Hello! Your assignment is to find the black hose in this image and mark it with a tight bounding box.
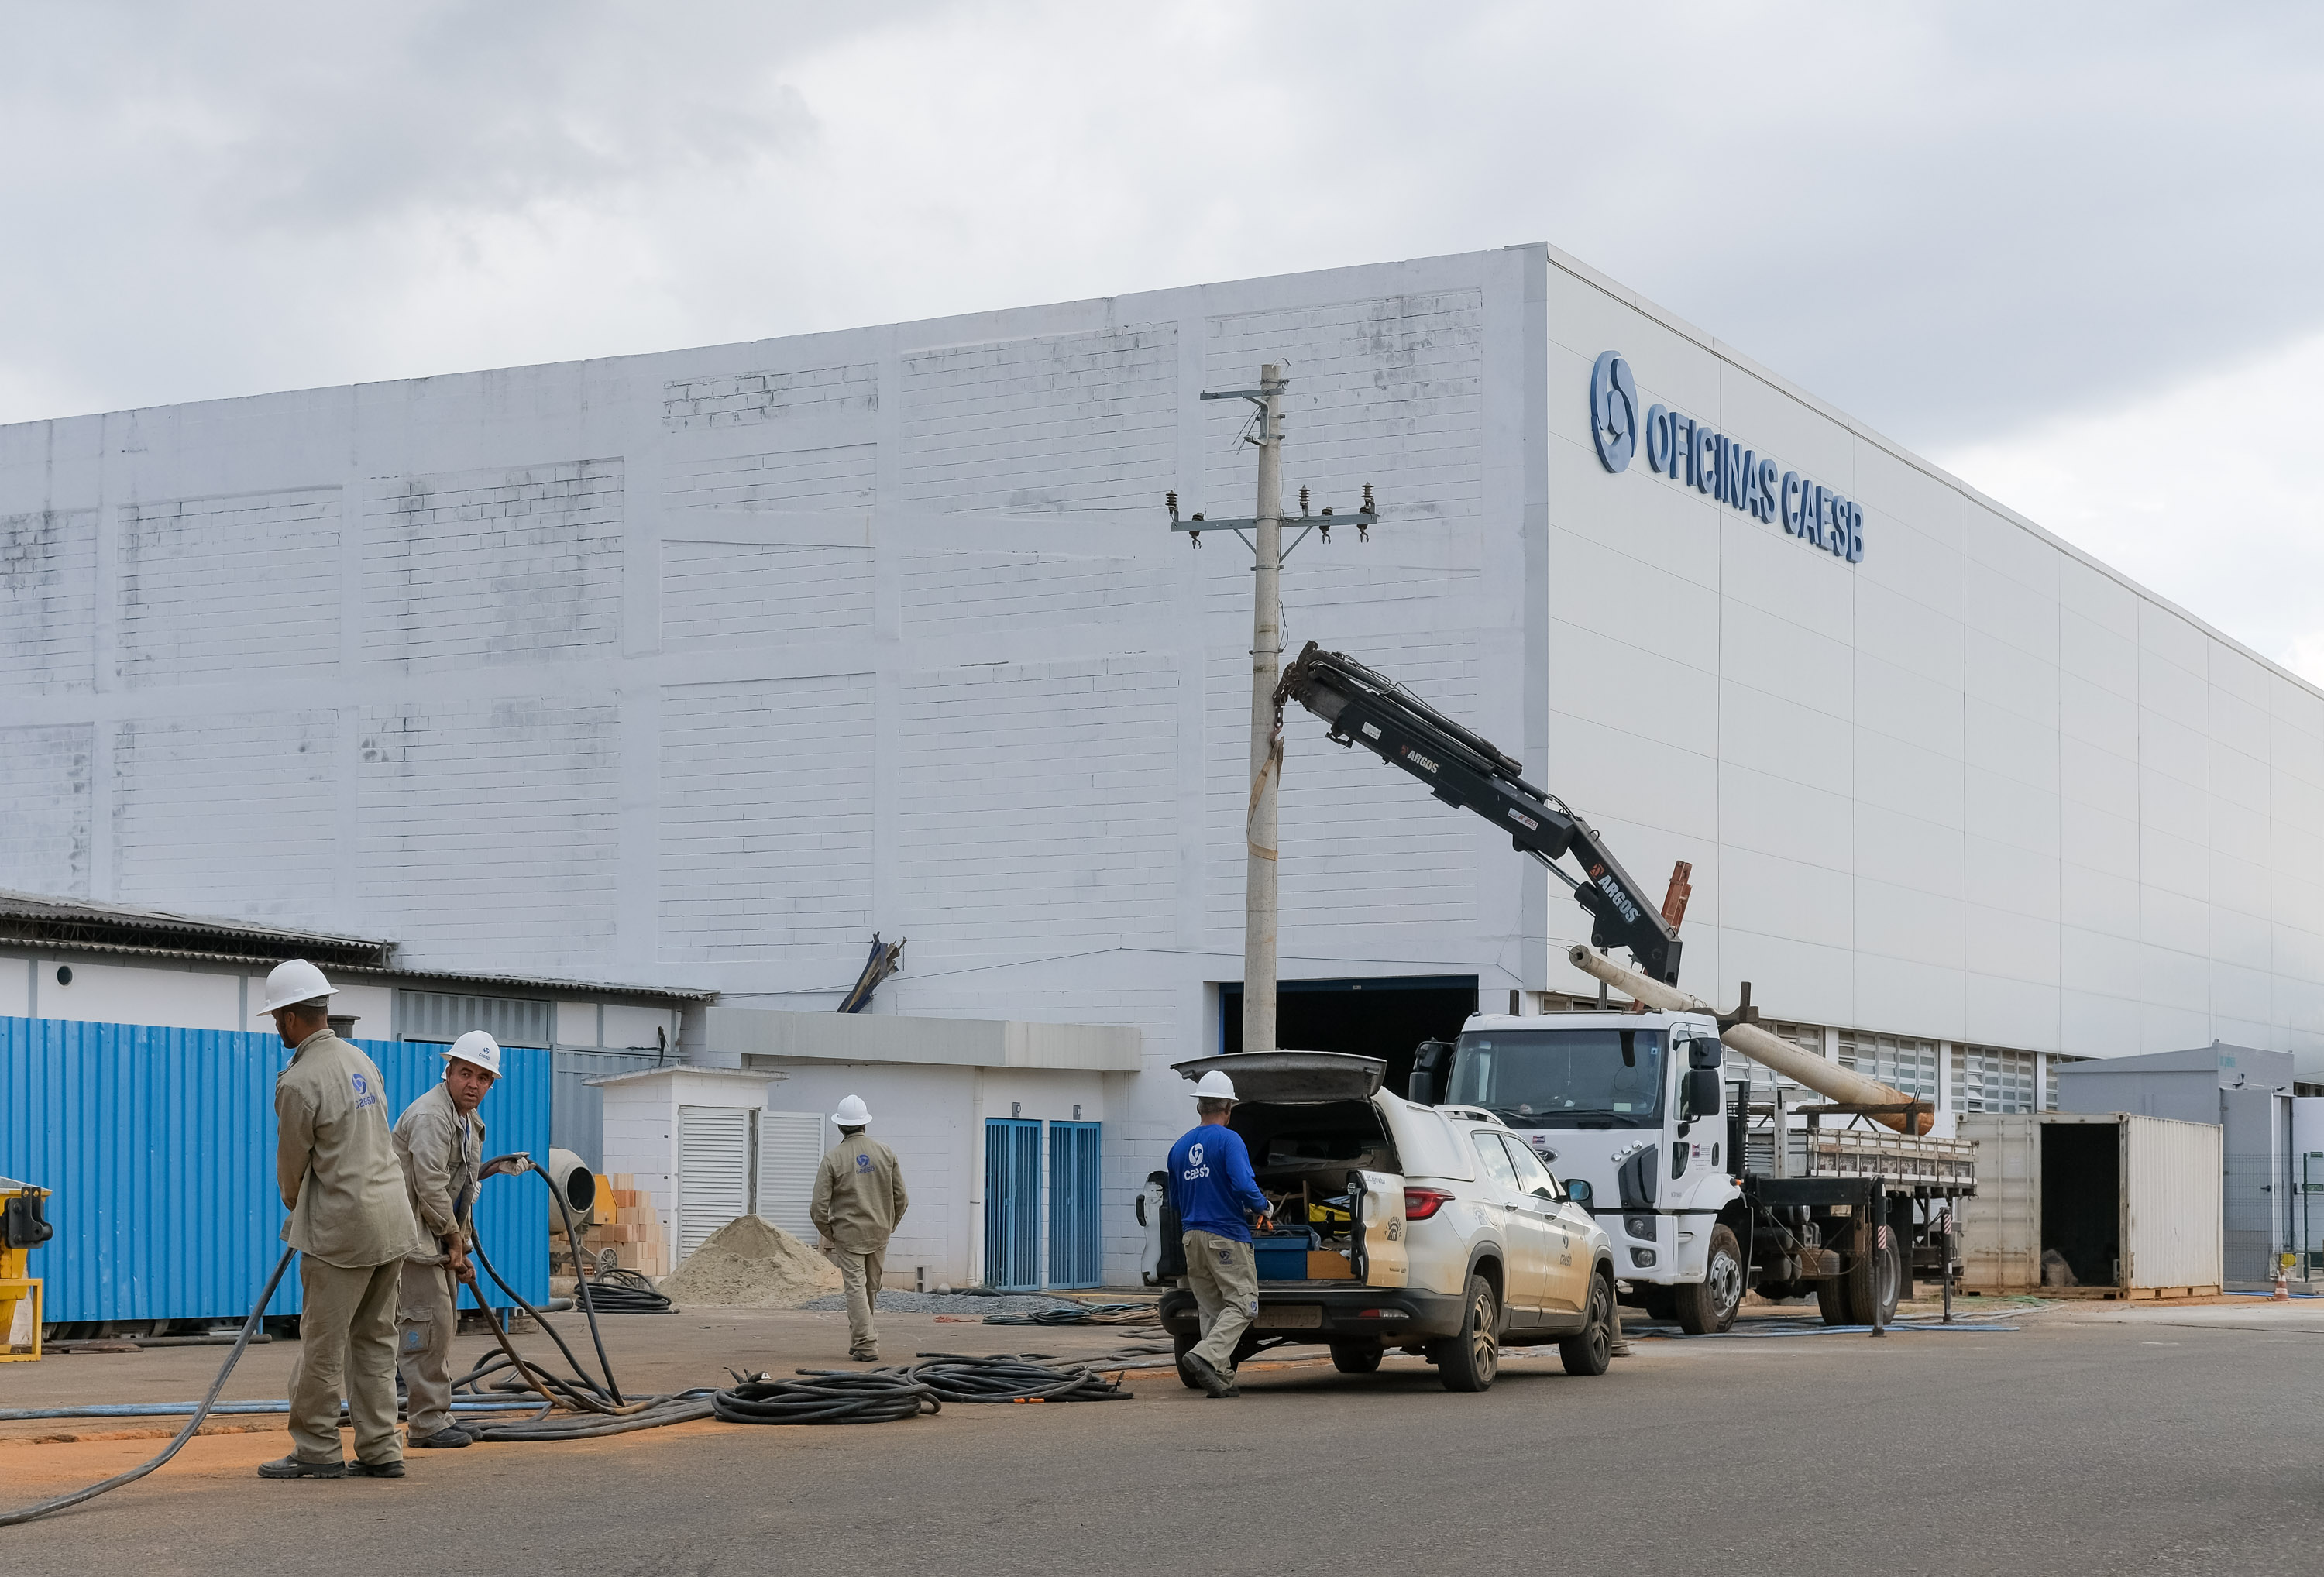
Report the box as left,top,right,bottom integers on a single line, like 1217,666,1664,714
711,1370,939,1425
902,1353,1134,1403
0,1244,296,1528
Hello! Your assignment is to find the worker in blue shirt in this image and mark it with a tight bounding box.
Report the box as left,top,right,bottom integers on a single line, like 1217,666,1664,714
1167,1070,1272,1398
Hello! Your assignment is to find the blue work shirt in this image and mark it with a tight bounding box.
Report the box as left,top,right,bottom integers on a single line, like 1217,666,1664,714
1167,1122,1270,1243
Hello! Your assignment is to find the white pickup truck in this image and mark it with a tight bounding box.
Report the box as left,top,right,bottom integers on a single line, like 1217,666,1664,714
1140,1052,1618,1392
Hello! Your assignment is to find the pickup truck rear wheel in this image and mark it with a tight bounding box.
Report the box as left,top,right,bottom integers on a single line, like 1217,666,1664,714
1435,1275,1501,1393
1673,1225,1744,1335
1559,1271,1615,1376
1329,1342,1383,1374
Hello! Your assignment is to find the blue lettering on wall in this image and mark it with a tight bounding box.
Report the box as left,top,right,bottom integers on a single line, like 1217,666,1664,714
1590,351,1865,565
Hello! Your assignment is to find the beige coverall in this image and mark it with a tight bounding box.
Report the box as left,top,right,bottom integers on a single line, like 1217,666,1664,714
810,1135,908,1357
391,1083,483,1441
274,1030,421,1466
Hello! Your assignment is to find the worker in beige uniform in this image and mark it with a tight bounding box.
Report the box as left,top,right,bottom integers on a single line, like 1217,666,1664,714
259,960,420,1480
391,1030,498,1450
810,1095,907,1362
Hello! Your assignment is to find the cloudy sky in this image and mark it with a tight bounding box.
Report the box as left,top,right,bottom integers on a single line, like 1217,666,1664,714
5,2,2319,675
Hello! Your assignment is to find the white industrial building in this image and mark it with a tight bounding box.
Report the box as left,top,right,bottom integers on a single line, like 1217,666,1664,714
4,242,2320,1289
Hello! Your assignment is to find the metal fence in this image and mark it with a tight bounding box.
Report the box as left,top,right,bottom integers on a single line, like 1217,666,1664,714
0,1015,548,1324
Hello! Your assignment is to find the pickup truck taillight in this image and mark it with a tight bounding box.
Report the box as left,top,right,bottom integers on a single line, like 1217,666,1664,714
1403,1187,1453,1221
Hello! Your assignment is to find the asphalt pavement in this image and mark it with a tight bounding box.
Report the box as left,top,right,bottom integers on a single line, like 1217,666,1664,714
6,1297,2320,1575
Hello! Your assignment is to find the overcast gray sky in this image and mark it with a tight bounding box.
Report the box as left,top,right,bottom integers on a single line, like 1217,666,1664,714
5,2,2319,675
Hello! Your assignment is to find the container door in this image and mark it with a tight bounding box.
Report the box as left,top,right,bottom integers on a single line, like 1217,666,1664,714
983,1118,1043,1291
1047,1121,1102,1290
678,1105,751,1264
1349,1169,1408,1288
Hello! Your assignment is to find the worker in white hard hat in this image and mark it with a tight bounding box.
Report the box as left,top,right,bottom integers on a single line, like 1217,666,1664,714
259,959,421,1479
1167,1070,1272,1398
810,1094,908,1362
390,1031,500,1449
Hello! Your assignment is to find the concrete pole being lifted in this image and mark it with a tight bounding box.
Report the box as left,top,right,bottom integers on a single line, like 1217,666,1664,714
1243,365,1287,1058
1565,944,1932,1134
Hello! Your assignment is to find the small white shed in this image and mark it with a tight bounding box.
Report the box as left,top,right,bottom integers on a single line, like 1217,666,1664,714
589,1065,822,1267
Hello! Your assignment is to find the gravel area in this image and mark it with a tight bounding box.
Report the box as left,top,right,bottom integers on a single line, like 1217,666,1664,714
797,1290,1090,1315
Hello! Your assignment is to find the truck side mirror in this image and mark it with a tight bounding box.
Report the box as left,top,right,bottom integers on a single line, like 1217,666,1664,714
1687,1067,1723,1120
1688,1036,1723,1070
1563,1177,1594,1211
1409,1039,1453,1105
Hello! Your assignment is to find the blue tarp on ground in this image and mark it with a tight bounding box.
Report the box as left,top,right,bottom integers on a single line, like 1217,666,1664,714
0,1016,548,1323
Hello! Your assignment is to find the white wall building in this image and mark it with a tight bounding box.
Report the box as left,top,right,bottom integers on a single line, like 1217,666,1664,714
5,243,2319,1287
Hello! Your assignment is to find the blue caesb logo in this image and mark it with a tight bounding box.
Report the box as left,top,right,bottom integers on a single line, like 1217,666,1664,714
1590,351,1640,473
855,1152,872,1171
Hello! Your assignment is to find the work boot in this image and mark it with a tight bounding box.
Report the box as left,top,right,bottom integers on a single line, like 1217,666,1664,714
1181,1351,1236,1399
412,1427,472,1448
256,1455,345,1479
849,1349,879,1363
346,1458,406,1478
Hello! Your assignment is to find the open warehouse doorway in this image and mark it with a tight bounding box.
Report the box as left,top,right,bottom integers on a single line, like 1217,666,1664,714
1219,975,1477,1096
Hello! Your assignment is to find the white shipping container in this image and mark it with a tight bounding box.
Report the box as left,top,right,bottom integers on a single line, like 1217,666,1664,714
1955,1113,2221,1295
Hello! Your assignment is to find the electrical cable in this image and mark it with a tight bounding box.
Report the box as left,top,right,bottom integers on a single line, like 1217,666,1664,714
901,1352,1134,1403
0,1243,295,1528
567,1268,671,1314
710,1370,939,1425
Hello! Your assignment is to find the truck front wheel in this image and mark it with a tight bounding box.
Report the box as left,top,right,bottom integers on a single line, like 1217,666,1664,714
1435,1275,1501,1392
1673,1225,1744,1335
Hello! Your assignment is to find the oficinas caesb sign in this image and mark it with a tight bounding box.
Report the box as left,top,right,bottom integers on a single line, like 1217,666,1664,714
1589,350,1862,565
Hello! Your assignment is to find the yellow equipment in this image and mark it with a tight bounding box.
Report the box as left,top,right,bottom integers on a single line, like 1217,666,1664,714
2,1176,51,1363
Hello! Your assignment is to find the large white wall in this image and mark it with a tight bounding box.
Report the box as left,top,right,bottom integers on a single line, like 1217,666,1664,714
1538,254,2324,1074
0,247,1546,1283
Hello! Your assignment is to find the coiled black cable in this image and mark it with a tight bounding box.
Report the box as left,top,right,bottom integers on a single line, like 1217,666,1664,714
711,1369,940,1425
904,1353,1134,1403
569,1267,671,1314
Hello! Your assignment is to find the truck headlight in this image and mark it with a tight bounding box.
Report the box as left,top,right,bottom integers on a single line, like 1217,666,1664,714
1631,1248,1658,1269
1622,1214,1655,1240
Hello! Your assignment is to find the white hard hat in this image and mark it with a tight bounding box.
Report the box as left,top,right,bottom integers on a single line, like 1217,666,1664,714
1191,1070,1237,1102
833,1094,872,1127
256,958,336,1016
442,1031,502,1079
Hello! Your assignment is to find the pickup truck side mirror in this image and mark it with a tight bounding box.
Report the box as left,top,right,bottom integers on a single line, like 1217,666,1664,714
1563,1177,1594,1211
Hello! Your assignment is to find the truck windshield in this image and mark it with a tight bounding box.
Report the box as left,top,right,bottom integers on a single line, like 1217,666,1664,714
1446,1028,1666,1129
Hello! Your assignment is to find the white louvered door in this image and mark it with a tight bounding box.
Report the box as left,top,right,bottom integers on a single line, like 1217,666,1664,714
678,1105,752,1263
756,1111,828,1244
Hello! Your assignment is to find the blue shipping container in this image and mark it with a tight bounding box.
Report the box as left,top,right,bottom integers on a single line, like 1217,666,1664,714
0,1016,550,1324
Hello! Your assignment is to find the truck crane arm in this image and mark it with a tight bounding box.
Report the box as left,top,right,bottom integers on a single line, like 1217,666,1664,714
1272,641,1684,984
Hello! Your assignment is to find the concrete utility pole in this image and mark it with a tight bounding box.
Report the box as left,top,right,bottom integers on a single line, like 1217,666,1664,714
1169,369,1377,1059
1243,365,1287,1061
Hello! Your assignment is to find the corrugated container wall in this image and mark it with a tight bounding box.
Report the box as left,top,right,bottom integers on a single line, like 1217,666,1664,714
0,1016,548,1323
1955,1113,2221,1294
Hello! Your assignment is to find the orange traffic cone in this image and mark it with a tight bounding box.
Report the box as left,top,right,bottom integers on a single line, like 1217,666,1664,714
2271,1260,2291,1301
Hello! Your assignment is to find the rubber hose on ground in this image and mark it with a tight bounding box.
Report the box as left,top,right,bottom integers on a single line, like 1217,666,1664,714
711,1370,940,1425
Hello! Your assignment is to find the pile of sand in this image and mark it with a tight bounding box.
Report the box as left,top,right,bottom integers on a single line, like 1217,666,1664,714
659,1215,843,1307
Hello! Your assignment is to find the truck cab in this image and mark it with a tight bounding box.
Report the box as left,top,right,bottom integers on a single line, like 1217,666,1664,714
1418,1011,1749,1333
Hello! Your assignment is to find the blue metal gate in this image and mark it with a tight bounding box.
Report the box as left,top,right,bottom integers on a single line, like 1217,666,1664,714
1047,1121,1102,1290
983,1118,1042,1291
0,1015,549,1324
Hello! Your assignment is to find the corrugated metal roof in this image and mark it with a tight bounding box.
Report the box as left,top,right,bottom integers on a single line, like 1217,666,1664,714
0,888,715,1004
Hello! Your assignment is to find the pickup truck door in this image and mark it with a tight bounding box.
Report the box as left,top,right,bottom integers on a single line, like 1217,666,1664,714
1469,1132,1549,1316
1494,1133,1581,1314
1347,1170,1408,1288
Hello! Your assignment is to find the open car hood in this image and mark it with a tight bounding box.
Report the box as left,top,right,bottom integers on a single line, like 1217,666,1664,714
1172,1051,1386,1105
